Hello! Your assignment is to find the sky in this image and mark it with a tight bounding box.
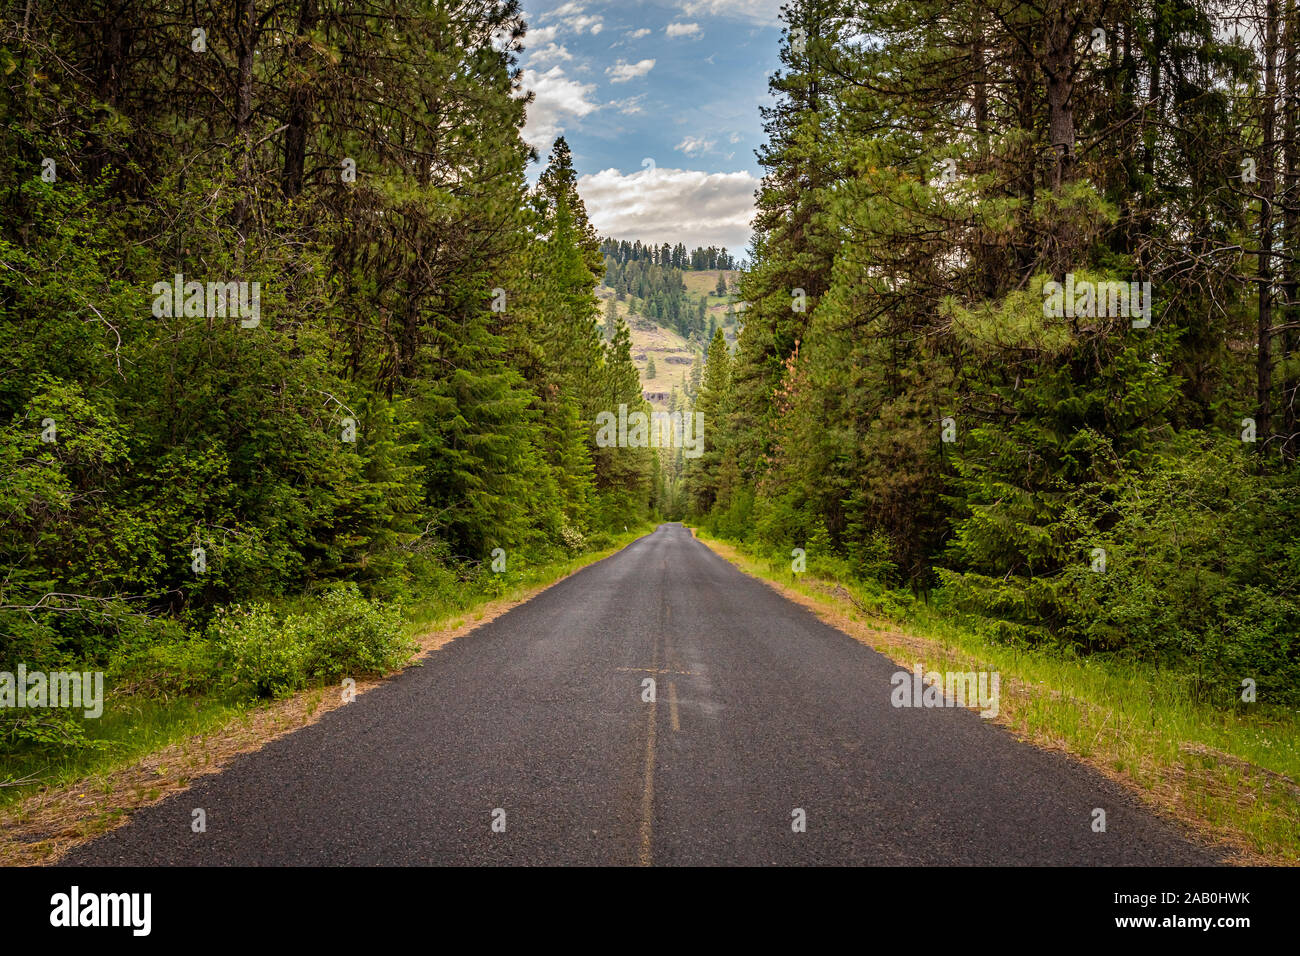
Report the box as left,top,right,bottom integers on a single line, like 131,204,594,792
515,0,787,257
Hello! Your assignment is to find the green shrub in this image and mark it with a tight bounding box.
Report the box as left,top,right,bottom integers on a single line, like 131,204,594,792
214,604,311,699
558,523,586,555
213,585,414,699
305,583,415,681
0,708,102,753
939,432,1300,705
110,636,224,699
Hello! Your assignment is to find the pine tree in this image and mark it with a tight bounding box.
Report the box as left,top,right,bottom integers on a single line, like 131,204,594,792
686,328,732,514
592,316,652,524
604,298,618,342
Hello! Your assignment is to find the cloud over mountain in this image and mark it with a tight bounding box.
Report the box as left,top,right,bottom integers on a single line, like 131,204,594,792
578,165,757,252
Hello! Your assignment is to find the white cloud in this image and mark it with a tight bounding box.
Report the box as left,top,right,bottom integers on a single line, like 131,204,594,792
625,28,651,39
666,22,702,38
568,15,603,34
526,25,559,45
540,2,603,35
606,58,656,83
579,166,756,252
611,94,647,115
676,0,783,25
675,135,715,156
528,42,572,65
519,66,599,149
728,132,742,144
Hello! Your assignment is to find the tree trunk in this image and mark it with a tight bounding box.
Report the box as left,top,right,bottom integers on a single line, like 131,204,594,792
1042,4,1076,188
282,0,318,199
1257,0,1280,448
1282,0,1299,460
232,0,257,239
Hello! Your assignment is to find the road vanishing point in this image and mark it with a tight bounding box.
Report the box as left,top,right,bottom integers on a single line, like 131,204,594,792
64,524,1220,866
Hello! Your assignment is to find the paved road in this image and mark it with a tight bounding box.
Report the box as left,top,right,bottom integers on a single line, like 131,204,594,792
63,524,1221,865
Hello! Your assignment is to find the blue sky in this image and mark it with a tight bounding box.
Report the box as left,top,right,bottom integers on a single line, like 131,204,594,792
514,0,786,255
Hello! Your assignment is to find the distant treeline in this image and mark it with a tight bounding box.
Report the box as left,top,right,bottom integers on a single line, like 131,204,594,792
600,238,738,271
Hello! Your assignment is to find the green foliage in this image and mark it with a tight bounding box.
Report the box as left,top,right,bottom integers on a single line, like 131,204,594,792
0,2,655,771
213,607,312,699
111,634,224,701
690,0,1300,704
297,585,416,683
214,584,414,699
0,708,104,753
1055,435,1300,703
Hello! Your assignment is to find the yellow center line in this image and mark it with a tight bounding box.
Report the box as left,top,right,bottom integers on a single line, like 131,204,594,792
665,615,682,734
638,694,657,866
637,634,660,867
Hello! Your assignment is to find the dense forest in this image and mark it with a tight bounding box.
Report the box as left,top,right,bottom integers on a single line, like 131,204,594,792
603,255,705,338
0,2,651,751
685,0,1300,706
599,238,739,272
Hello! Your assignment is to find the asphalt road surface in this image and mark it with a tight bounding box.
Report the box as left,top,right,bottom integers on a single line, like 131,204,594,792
63,524,1221,866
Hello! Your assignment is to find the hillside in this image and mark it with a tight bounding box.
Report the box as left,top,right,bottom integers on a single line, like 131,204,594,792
596,267,743,411
684,270,743,344
596,287,696,410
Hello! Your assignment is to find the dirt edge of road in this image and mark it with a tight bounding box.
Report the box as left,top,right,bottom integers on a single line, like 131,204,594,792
0,540,644,867
691,530,1280,867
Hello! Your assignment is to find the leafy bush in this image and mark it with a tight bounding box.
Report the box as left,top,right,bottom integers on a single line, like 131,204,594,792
0,708,103,753
214,605,311,699
214,585,414,699
110,636,224,700
941,432,1300,704
558,523,586,555
305,584,415,681
1053,435,1300,704
707,487,756,542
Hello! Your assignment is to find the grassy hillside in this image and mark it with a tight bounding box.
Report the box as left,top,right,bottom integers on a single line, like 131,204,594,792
596,287,699,411
596,269,743,411
683,269,743,335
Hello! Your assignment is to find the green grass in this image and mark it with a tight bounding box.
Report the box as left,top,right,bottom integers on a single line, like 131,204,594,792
681,269,732,296
0,692,251,813
694,528,1300,863
0,524,654,814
